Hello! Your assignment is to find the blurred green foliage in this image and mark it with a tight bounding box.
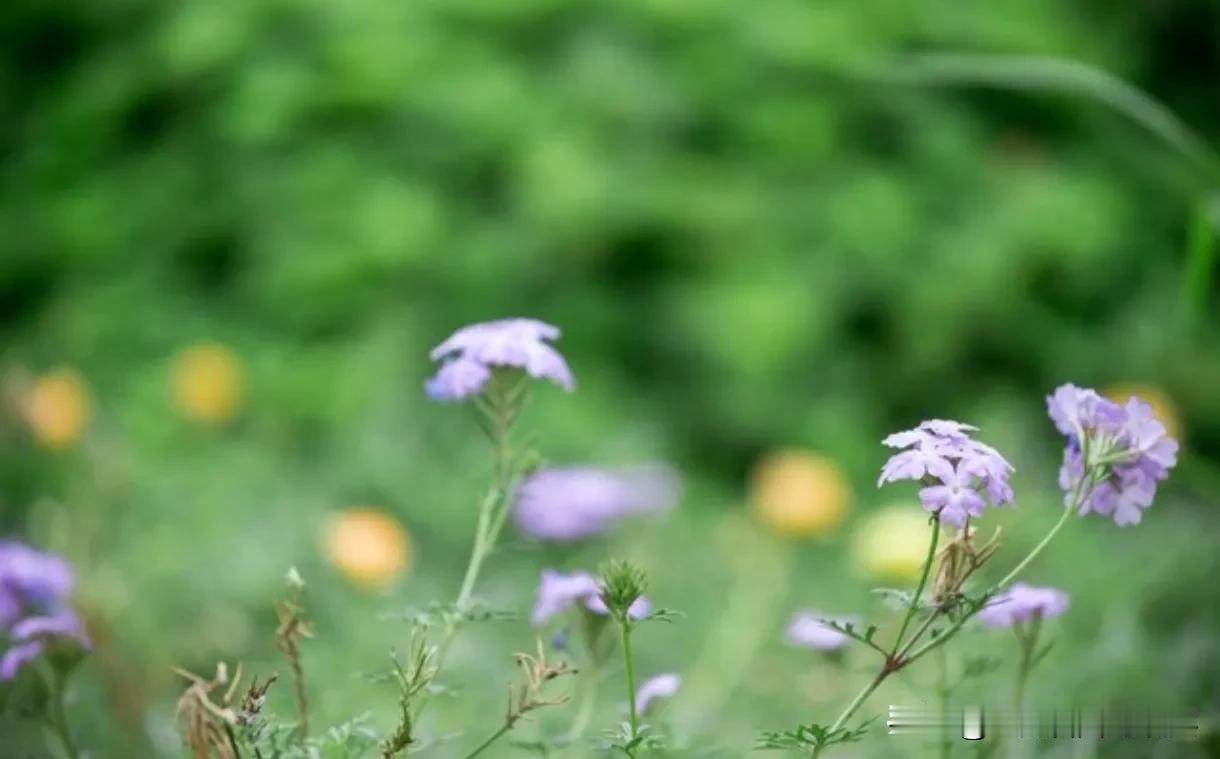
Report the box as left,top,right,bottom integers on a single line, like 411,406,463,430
2,0,1220,756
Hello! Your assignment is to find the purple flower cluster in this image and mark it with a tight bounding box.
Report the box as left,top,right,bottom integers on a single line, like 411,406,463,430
878,420,1014,527
1,541,89,680
784,612,856,652
513,465,682,542
1048,384,1178,526
530,569,651,626
426,318,575,401
636,672,681,714
979,583,1070,629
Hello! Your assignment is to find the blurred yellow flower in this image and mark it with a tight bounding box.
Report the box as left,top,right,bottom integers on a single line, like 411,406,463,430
851,506,937,582
750,450,851,538
1104,383,1181,441
171,343,244,424
323,508,412,589
24,369,91,449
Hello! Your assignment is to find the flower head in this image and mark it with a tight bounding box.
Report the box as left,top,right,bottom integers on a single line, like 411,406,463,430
530,569,651,626
531,570,600,626
878,420,1013,527
513,465,682,542
0,541,89,681
426,318,574,401
978,583,1069,628
1048,384,1178,526
636,673,681,714
784,612,855,652
0,541,75,624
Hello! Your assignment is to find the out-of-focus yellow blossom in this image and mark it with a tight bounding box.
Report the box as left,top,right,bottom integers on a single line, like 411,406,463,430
750,450,851,538
323,508,412,589
851,506,937,582
171,342,244,424
1104,383,1182,441
24,369,91,449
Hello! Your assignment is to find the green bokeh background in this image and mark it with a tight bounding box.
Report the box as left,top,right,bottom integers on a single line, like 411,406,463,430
2,0,1220,756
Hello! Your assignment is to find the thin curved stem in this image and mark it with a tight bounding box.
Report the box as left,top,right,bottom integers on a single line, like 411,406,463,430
822,484,1088,738
883,53,1220,179
823,669,887,738
890,518,941,657
463,723,512,759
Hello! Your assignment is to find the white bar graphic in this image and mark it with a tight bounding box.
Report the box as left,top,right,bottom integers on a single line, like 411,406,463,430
963,705,984,740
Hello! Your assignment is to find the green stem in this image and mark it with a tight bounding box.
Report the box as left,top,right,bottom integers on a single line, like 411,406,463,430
822,669,886,741
823,486,1088,740
416,381,521,727
994,504,1074,591
455,403,513,610
621,622,640,746
904,503,1075,669
891,518,941,657
463,722,513,759
50,680,80,759
38,663,79,759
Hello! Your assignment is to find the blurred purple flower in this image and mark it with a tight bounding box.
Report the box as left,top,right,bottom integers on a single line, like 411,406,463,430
11,612,90,647
0,540,88,681
584,593,652,620
426,318,574,401
513,465,682,542
531,570,600,626
0,541,75,622
0,641,43,681
878,420,1014,527
979,583,1070,628
636,673,681,714
424,358,490,402
530,569,651,626
1048,384,1178,526
785,612,855,652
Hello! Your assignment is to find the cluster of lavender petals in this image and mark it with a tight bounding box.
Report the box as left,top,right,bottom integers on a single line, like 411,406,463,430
979,583,1070,629
784,611,856,652
0,541,90,680
878,420,1015,527
1048,384,1178,526
531,569,651,626
426,318,575,401
635,672,681,714
513,465,682,542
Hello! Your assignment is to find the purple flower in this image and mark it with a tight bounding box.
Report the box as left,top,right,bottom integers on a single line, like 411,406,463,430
424,358,491,402
530,569,651,626
513,465,682,542
636,673,681,714
585,593,652,620
11,612,90,648
531,570,600,626
0,641,43,681
785,612,855,652
1048,384,1178,526
979,583,1069,628
0,541,75,623
426,318,574,401
879,420,1014,527
0,610,92,680
0,541,87,681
